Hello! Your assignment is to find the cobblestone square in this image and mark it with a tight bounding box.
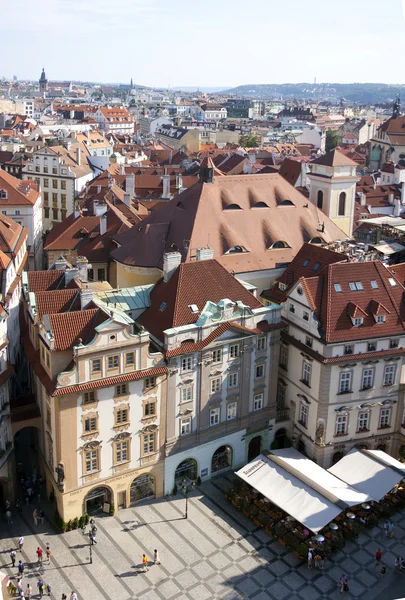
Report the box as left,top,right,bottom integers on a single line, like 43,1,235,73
0,473,404,599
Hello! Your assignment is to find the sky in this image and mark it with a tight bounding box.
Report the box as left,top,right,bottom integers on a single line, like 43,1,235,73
1,0,405,88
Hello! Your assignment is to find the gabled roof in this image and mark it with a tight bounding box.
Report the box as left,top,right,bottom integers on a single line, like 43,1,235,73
138,259,262,342
27,270,79,292
112,173,346,275
35,289,81,320
0,169,40,206
279,158,302,186
45,308,109,351
311,149,358,168
0,212,27,254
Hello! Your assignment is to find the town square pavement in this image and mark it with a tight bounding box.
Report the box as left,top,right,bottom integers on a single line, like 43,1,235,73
0,473,404,599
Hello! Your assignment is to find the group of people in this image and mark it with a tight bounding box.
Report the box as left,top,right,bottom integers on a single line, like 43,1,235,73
142,550,160,571
307,549,324,570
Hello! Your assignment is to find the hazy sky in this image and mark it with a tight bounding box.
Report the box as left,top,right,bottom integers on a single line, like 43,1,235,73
1,0,405,88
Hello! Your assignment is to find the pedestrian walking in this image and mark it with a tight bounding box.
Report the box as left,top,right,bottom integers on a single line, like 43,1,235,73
6,509,12,524
46,545,52,564
380,562,387,579
26,583,32,599
307,548,313,569
395,557,401,572
383,520,389,537
36,547,43,564
339,574,347,593
142,554,149,572
17,578,23,593
388,521,395,538
18,536,24,552
16,498,22,513
70,592,78,600
5,499,10,510
33,509,38,526
376,548,382,564
62,595,67,600
39,509,45,525
37,579,45,598
17,560,25,576
153,549,160,565
46,583,51,596
314,554,322,569
90,533,97,545
10,548,16,567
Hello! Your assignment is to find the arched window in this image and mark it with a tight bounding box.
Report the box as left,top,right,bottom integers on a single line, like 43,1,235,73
226,245,247,254
271,241,289,249
252,202,268,208
338,192,346,216
331,451,344,466
317,190,323,210
224,203,242,210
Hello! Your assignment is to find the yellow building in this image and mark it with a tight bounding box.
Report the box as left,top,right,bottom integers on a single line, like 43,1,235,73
307,149,360,238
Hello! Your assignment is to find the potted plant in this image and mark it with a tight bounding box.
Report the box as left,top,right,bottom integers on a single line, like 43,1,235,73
109,503,115,516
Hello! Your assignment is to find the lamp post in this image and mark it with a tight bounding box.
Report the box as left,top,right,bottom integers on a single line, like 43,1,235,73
83,518,97,564
181,479,195,519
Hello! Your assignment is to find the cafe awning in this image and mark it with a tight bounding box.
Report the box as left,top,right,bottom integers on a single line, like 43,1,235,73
236,448,370,533
328,448,405,501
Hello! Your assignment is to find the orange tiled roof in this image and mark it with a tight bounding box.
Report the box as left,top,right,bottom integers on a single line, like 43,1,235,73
47,308,108,351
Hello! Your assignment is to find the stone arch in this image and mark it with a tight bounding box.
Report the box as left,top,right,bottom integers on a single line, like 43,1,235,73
211,445,233,474
84,484,114,516
129,473,155,505
174,458,198,486
331,451,344,466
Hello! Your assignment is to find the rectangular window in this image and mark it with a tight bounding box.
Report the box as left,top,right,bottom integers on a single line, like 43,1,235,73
376,314,386,324
84,417,97,432
181,356,192,372
380,408,391,428
61,180,66,190
255,364,264,378
334,283,342,293
52,208,58,220
227,402,237,420
116,408,128,424
44,208,49,219
258,337,266,350
339,372,352,393
61,194,66,208
43,178,49,187
228,372,239,388
108,355,119,369
181,386,193,402
280,345,288,369
390,339,399,349
211,377,221,394
358,411,369,432
299,403,308,427
115,383,128,396
43,166,48,173
43,191,49,205
371,280,379,289
362,369,374,390
302,361,311,386
115,440,128,463
143,433,155,454
144,401,155,416
383,365,396,386
335,414,347,435
344,344,354,355
277,382,286,409
180,418,191,436
85,450,98,473
367,342,377,352
229,344,239,358
52,193,58,206
83,391,96,404
253,393,263,411
145,376,156,389
289,303,295,313
210,407,220,426
305,336,313,348
52,179,58,189
125,352,135,365
97,268,105,280
212,348,222,363
52,168,57,174
303,311,309,321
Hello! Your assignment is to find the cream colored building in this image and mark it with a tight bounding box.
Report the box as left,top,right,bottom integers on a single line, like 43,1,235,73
22,276,167,521
308,149,359,238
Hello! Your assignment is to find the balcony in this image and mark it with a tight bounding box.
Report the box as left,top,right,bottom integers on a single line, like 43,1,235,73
276,408,290,422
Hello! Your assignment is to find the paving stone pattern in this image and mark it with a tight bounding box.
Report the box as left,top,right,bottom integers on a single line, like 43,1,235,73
0,473,404,599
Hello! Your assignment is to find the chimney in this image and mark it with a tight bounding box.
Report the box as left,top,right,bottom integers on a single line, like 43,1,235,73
123,193,131,207
388,193,395,205
80,286,94,310
74,205,81,219
196,247,214,261
168,149,173,164
76,147,81,165
75,256,89,282
162,174,171,199
176,173,183,190
163,251,182,282
54,257,67,271
99,213,107,235
125,173,135,196
249,152,256,164
199,166,214,184
394,198,401,217
97,185,101,194
120,164,125,175
93,200,107,216
65,267,79,286
359,192,366,206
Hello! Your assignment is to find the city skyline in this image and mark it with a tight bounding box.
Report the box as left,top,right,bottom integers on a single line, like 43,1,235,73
1,0,405,88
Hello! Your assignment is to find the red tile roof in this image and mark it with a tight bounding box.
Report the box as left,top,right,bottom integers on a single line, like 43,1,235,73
47,308,109,351
27,270,79,292
138,259,263,342
35,289,81,320
311,149,358,167
0,169,40,206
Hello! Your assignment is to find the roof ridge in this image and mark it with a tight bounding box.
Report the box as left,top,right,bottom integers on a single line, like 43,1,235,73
374,261,405,330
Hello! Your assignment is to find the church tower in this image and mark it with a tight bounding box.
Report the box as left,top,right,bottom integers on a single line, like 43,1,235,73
307,149,360,238
39,68,48,92
393,95,401,119
130,77,134,90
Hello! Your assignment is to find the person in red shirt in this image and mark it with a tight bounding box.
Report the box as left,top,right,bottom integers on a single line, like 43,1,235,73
36,547,43,564
376,548,382,564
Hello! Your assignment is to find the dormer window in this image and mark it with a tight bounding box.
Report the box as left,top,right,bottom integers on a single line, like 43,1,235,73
353,317,363,326
376,314,386,324
334,283,342,293
279,282,287,291
388,277,397,287
226,245,247,254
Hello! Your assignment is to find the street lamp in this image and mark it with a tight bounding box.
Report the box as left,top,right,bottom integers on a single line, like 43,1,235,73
82,518,97,564
181,479,195,519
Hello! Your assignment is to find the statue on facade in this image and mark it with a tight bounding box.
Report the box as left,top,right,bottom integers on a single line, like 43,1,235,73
55,464,65,484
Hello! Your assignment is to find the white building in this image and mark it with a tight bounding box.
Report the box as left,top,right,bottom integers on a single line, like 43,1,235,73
93,107,135,135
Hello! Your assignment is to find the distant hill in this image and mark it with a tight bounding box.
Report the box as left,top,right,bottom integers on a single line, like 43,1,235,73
220,82,405,103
